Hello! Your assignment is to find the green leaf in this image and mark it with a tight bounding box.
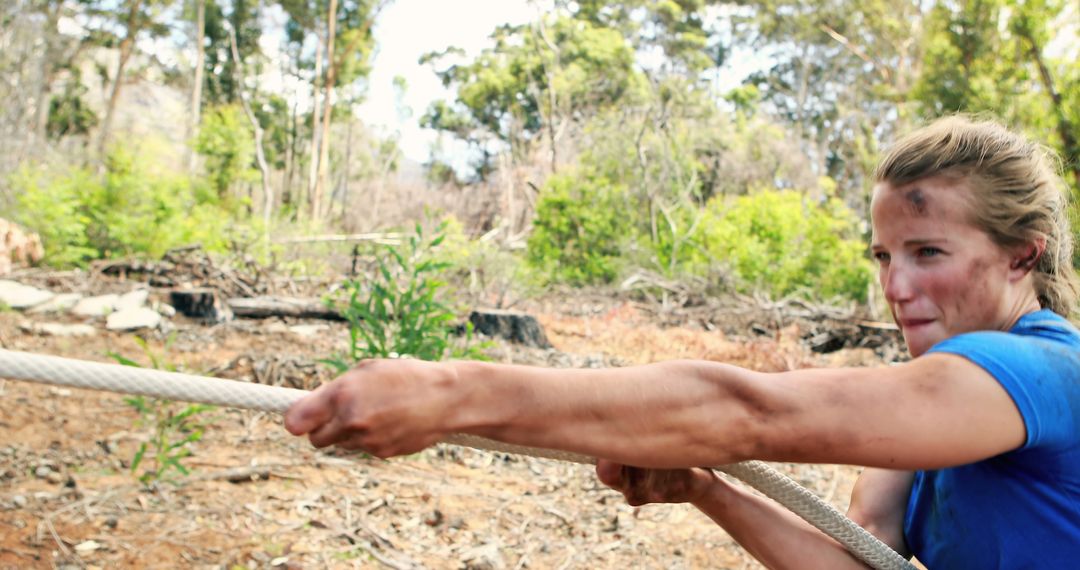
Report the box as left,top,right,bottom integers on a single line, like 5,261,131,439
131,443,147,473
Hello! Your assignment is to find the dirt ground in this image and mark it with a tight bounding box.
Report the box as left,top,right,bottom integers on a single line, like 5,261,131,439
0,286,892,569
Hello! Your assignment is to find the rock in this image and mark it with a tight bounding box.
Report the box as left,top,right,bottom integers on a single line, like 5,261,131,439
264,321,290,334
46,471,63,485
72,294,120,318
34,465,53,479
74,540,102,553
21,322,97,337
289,324,329,338
460,543,505,570
106,307,162,331
27,292,83,313
152,301,176,317
0,218,44,275
0,280,54,309
468,309,552,348
11,494,27,508
169,289,233,324
116,289,149,311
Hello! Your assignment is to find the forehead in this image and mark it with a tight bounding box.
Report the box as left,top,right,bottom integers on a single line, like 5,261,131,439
870,176,974,222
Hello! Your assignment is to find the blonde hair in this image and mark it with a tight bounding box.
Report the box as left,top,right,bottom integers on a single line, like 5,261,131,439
874,116,1079,317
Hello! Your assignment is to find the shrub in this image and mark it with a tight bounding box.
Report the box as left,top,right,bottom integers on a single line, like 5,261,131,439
9,166,96,266
324,223,487,369
697,190,873,302
195,104,258,201
10,142,245,266
526,172,628,285
432,215,537,307
110,336,214,486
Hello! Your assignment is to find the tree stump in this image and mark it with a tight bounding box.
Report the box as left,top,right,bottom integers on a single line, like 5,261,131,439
169,289,233,324
468,309,552,349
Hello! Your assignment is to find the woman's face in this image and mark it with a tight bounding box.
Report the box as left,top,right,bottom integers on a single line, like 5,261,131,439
870,176,1037,356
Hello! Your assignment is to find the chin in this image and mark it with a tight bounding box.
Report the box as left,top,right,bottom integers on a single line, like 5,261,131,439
903,335,936,358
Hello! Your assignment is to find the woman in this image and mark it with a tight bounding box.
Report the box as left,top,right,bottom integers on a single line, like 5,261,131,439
285,117,1080,567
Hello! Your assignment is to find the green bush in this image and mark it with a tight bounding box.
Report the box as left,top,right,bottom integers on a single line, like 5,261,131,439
110,336,214,486
324,223,487,369
195,104,258,201
9,166,96,267
526,172,628,285
10,143,246,266
697,190,873,302
432,215,537,306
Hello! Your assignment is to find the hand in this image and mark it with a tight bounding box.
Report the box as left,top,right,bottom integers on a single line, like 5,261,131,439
283,358,464,458
596,459,718,506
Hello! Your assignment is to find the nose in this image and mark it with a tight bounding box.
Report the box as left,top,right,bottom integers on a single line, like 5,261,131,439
882,262,916,304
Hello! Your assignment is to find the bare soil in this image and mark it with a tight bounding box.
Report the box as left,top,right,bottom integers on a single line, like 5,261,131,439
0,289,891,570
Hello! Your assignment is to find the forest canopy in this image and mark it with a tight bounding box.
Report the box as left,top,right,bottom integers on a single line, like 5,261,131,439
1,0,1077,304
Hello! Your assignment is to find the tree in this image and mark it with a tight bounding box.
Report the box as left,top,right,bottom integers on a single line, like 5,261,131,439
280,0,383,221
730,0,926,207
201,0,261,106
421,14,646,179
89,0,176,155
913,0,1077,189
186,0,206,173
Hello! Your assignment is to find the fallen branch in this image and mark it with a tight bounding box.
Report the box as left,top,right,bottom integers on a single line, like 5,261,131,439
226,296,344,321
192,465,274,483
274,232,405,245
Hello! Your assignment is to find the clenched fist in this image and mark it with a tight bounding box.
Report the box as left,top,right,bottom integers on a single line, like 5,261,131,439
284,358,467,458
596,459,718,506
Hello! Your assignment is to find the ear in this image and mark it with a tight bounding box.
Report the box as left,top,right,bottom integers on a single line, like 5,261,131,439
1008,237,1046,280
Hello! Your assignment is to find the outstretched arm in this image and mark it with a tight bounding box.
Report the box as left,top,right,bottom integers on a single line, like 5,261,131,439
596,463,914,570
284,353,1024,470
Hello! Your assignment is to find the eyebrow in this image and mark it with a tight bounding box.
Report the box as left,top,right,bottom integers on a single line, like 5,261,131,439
870,238,950,249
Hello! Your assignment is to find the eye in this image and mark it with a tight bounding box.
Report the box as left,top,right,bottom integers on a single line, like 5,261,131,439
872,251,890,264
917,246,943,258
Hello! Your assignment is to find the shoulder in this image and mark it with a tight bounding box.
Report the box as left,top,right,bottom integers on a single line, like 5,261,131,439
928,310,1080,380
926,309,1080,451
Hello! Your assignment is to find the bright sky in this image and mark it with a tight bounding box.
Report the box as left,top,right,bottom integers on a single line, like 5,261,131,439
356,0,540,163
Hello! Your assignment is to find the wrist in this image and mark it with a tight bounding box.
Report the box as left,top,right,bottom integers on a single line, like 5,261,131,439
443,360,516,437
688,468,727,506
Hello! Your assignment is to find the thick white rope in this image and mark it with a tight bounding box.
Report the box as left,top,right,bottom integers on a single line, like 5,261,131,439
0,348,914,570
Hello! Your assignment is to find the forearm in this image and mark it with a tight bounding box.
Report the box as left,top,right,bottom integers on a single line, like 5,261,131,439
449,359,771,468
693,475,870,570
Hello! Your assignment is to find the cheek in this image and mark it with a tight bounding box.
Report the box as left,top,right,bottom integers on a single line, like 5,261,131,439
935,258,998,313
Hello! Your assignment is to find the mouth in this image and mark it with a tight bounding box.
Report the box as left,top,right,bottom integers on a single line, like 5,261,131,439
898,318,935,330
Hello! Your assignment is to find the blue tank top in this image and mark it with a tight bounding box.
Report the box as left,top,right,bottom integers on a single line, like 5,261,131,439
905,309,1080,568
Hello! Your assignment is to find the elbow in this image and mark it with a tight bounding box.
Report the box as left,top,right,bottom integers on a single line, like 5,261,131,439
688,363,797,463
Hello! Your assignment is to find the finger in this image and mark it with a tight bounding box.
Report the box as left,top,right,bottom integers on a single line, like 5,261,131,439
337,431,372,453
284,382,337,436
308,415,350,448
595,460,625,488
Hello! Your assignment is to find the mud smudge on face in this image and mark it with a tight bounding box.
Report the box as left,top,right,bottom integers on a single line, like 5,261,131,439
905,188,929,216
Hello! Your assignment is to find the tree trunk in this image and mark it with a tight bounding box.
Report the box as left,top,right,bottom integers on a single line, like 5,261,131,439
340,116,354,222
1019,31,1080,188
34,3,62,142
313,0,339,221
186,0,205,174
282,96,297,214
227,23,273,243
305,27,325,221
533,18,560,174
97,0,144,156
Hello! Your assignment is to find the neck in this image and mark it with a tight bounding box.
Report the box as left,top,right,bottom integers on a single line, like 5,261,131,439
1002,284,1043,330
